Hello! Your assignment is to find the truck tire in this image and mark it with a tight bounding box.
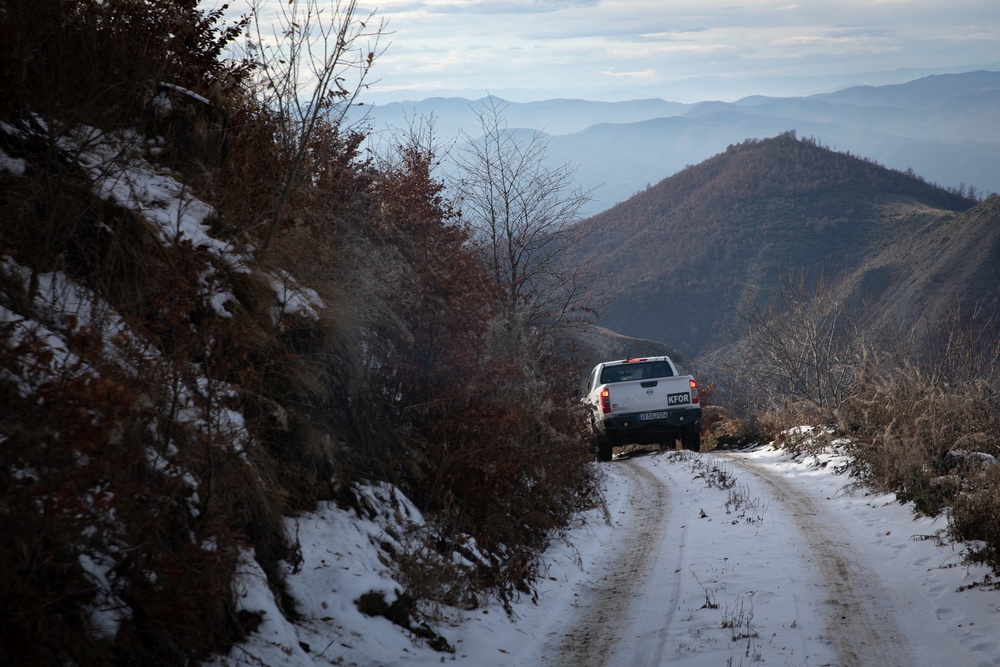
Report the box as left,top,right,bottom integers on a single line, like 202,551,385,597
596,437,613,462
681,427,701,452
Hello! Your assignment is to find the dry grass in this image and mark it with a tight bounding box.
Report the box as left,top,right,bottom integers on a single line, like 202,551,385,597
949,463,1000,573
837,362,998,511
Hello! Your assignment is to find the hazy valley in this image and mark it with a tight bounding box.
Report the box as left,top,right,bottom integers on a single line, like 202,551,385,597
358,70,1000,218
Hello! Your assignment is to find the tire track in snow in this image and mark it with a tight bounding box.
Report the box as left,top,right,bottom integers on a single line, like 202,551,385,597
554,457,676,667
720,452,914,667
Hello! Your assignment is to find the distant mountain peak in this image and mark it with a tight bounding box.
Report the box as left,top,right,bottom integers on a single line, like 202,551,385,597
566,132,985,358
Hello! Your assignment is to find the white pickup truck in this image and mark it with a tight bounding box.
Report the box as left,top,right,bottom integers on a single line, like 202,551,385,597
582,356,702,460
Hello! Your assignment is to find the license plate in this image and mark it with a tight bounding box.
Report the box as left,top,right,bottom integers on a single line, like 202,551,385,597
639,411,670,420
667,392,690,405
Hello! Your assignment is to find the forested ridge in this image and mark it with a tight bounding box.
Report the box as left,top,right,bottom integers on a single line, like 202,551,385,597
570,131,989,357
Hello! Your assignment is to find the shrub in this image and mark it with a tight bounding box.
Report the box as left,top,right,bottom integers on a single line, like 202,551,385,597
836,309,1000,519
949,463,1000,573
1,2,606,660
1,0,249,128
404,339,599,610
0,308,253,665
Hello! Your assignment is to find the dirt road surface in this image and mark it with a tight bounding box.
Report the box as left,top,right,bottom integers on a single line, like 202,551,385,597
556,460,681,667
546,449,948,667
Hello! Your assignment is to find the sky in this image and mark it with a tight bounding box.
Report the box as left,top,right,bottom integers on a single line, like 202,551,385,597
206,441,1000,666
215,0,1000,104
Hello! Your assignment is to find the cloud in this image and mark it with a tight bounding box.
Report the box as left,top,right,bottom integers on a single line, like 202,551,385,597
599,68,658,80
771,34,860,47
226,0,1000,103
391,0,599,15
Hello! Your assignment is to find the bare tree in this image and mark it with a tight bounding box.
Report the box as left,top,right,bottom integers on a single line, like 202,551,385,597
730,271,884,419
244,0,387,250
451,97,596,328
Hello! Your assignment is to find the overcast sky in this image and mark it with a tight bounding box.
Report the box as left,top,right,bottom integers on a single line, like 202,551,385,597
218,1,1000,103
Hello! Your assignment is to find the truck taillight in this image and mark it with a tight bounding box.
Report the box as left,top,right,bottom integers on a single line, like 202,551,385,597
690,378,699,404
600,388,611,413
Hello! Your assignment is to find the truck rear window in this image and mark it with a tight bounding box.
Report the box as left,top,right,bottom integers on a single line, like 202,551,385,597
600,361,673,384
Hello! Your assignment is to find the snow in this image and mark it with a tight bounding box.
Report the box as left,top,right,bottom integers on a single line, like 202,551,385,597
268,269,326,324
209,441,1000,667
0,146,26,175
83,133,225,255
38,120,251,273
78,551,132,641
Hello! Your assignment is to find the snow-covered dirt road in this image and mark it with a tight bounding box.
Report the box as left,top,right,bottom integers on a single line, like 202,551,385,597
555,460,679,667
210,444,1000,667
720,451,910,667
542,448,999,667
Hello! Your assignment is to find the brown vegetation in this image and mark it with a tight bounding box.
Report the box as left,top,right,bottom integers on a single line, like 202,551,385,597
0,2,598,664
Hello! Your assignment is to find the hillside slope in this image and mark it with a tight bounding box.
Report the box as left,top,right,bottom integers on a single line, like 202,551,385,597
869,195,1000,326
0,4,599,663
567,132,990,358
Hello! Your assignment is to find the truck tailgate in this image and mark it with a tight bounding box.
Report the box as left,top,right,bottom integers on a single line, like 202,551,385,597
608,379,692,413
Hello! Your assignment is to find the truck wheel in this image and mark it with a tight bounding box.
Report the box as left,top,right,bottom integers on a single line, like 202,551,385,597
681,428,701,452
596,437,613,462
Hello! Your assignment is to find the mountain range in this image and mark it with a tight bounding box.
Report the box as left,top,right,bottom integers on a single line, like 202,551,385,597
356,71,1000,217
563,132,1000,360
